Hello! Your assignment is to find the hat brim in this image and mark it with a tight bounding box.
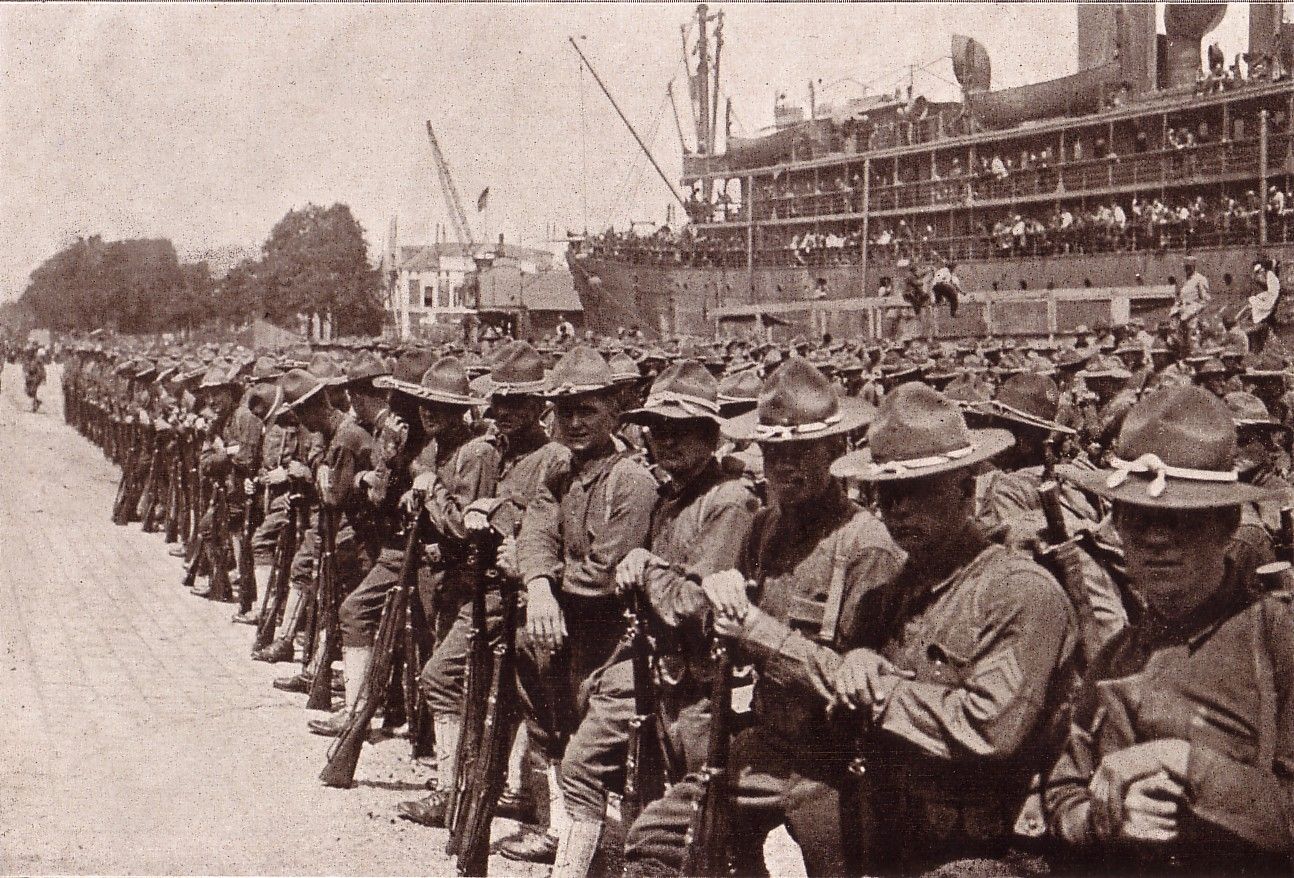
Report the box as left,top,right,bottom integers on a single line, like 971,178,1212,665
1062,463,1288,509
487,377,549,397
830,428,1014,482
376,375,483,407
544,381,617,400
972,400,1076,435
623,400,723,425
721,398,876,444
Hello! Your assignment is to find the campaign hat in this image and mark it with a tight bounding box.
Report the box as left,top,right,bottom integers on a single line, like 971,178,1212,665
623,360,723,425
722,357,875,444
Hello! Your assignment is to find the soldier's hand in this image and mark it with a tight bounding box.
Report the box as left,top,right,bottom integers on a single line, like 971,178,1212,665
525,578,566,651
244,478,255,497
1118,773,1183,844
615,547,657,592
287,460,311,482
316,464,332,496
832,648,914,712
412,471,439,494
496,535,519,579
701,569,750,621
1089,739,1188,839
265,466,289,486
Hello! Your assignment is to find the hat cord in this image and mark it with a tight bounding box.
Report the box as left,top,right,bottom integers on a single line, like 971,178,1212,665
1106,453,1239,499
867,444,975,477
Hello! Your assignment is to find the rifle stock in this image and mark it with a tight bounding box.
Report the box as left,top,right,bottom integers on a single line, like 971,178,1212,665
306,506,340,711
453,529,520,877
446,527,503,853
321,495,425,788
680,637,735,878
207,483,235,603
237,482,260,614
252,495,301,652
621,587,671,829
1037,481,1105,665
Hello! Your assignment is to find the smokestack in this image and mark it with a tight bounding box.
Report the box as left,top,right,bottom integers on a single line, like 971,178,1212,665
1251,2,1283,59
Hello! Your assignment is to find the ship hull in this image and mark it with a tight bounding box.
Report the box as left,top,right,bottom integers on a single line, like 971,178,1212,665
570,242,1294,340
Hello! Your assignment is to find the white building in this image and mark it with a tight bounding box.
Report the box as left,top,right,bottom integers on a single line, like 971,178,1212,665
387,242,556,339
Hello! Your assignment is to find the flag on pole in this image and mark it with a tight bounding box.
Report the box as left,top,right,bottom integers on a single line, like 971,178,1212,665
476,187,490,212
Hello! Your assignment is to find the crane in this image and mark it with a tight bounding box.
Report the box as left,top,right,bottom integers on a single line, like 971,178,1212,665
425,121,475,258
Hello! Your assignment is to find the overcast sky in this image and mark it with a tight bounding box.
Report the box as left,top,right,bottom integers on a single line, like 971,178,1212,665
0,2,1250,301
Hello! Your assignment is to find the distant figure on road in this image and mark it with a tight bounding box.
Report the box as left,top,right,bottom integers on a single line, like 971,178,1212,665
23,346,45,412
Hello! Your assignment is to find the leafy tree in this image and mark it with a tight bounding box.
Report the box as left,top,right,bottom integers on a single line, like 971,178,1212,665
256,203,384,336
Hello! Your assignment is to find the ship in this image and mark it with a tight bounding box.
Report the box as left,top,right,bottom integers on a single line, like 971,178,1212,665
567,2,1294,341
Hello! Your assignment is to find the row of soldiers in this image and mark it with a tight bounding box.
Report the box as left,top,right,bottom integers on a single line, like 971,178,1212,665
57,323,1294,876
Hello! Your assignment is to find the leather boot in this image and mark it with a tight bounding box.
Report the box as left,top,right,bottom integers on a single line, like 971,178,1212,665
252,636,294,664
307,708,349,737
273,672,312,693
552,820,602,878
497,826,560,864
395,713,460,827
232,564,274,624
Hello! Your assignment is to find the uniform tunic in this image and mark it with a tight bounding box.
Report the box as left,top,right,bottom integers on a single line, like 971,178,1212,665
625,485,904,877
1046,582,1294,874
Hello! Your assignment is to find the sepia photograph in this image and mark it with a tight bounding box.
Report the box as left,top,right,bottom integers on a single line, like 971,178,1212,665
2,2,1293,876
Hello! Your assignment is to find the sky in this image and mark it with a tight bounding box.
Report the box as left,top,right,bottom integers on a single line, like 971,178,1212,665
0,2,1252,302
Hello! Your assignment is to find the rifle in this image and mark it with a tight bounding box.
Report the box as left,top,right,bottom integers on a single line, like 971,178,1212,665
164,441,182,544
452,528,521,876
321,491,426,788
253,492,303,652
445,526,503,848
306,505,340,711
137,426,162,531
206,482,235,603
237,479,260,616
621,582,675,829
1037,480,1106,667
405,565,436,759
680,634,735,878
111,421,142,525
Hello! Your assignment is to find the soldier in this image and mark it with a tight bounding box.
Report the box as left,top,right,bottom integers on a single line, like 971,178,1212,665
500,346,658,864
623,358,900,877
22,344,46,411
541,360,761,878
826,382,1077,875
1170,255,1210,354
393,345,568,824
1049,386,1294,874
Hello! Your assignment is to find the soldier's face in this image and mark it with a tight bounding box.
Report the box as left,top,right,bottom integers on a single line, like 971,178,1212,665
418,402,465,439
554,393,618,457
761,436,840,507
1114,502,1239,621
644,418,716,481
875,470,972,557
489,395,544,439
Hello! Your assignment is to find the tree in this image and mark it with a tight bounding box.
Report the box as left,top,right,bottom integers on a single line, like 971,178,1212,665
256,203,384,336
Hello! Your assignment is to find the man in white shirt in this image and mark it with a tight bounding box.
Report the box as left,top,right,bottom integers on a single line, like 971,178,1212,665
1171,255,1211,353
1250,257,1282,352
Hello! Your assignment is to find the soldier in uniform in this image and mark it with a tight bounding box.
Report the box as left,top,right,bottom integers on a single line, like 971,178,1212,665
394,345,568,824
541,360,761,877
623,358,901,878
825,382,1078,875
500,346,658,864
1049,386,1294,874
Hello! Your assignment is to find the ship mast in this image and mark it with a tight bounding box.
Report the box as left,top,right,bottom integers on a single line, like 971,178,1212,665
695,4,711,156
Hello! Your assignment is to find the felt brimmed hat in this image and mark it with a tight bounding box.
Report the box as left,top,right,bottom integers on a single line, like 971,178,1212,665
272,369,326,422
609,351,644,384
722,357,875,443
831,382,1013,482
1062,385,1285,509
1224,391,1290,433
376,356,484,407
307,352,346,386
971,372,1075,435
544,346,617,398
199,361,237,389
249,357,284,382
717,368,761,417
1244,351,1287,379
624,360,723,424
1056,346,1096,371
485,341,548,396
339,350,390,388
1080,355,1132,382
